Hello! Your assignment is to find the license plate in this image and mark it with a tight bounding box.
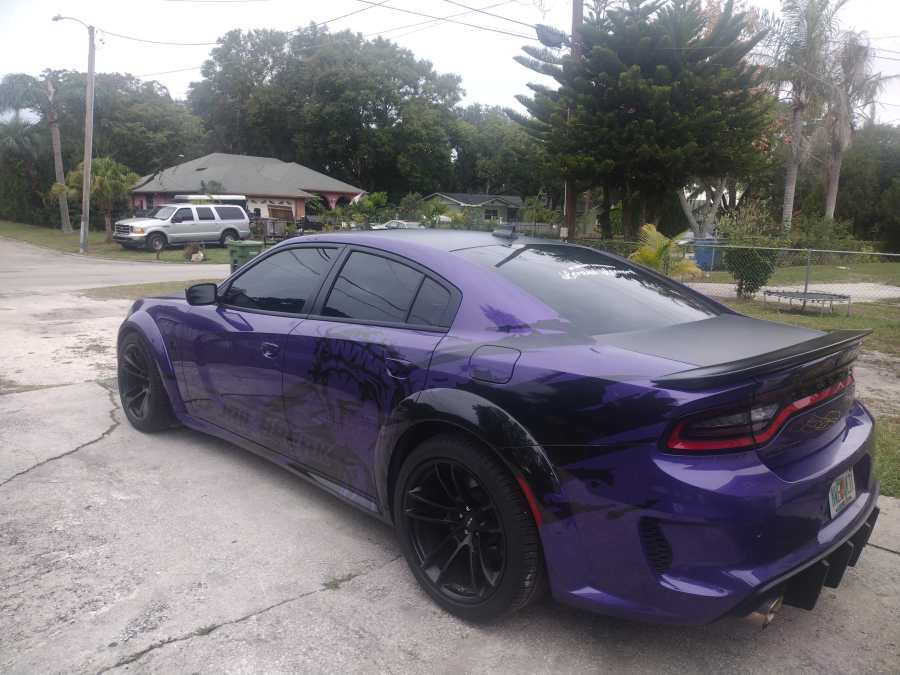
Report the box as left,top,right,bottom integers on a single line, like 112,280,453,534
828,469,856,519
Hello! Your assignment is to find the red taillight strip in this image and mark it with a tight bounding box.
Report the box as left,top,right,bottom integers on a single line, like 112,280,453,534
668,374,854,452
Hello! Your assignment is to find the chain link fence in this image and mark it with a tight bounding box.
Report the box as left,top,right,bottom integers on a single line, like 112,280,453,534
576,238,900,311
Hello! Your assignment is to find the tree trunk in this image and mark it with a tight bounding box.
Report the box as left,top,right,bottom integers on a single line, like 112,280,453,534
781,104,804,231
600,179,612,238
824,149,843,220
46,80,72,233
104,211,113,243
621,192,641,240
677,189,701,235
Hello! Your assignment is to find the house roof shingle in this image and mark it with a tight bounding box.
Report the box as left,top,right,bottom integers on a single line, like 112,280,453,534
132,153,364,198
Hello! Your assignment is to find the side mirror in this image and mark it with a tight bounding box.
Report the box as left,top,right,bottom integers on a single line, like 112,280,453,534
185,283,218,306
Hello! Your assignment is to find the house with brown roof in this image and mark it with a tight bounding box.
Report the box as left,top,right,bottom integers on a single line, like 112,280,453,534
131,153,364,219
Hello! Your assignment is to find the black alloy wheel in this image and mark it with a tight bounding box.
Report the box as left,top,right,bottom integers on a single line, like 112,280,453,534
117,333,175,432
394,434,545,621
403,459,505,604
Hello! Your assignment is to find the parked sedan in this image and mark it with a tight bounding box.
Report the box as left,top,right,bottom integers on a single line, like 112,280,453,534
117,229,879,623
370,219,424,230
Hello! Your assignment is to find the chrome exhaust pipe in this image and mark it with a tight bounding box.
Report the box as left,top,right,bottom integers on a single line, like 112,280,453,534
746,595,783,629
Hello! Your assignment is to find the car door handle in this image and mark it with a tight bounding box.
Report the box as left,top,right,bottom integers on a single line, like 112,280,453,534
385,357,415,380
260,342,280,359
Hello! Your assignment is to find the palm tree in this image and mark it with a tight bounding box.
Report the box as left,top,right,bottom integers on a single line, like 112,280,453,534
0,72,73,232
764,0,849,230
629,224,702,279
822,33,888,219
0,115,41,195
66,157,139,243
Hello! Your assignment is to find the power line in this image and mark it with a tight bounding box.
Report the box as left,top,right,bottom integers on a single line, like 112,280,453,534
135,65,204,77
438,0,535,29
99,27,219,46
352,0,538,40
311,0,393,29
366,0,517,39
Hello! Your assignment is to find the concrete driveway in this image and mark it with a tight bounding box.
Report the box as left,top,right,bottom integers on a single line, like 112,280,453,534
1,238,899,674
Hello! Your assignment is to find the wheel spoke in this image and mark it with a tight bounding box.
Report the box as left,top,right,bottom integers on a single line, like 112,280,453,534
419,531,455,569
478,543,500,588
407,487,454,511
403,507,456,526
434,464,459,503
435,541,466,584
123,351,146,376
467,541,481,596
139,389,151,418
123,364,148,381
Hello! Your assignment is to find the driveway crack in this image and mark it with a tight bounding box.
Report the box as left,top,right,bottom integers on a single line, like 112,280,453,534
0,384,120,489
97,555,403,673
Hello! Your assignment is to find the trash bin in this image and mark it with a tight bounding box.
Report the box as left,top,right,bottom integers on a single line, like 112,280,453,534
228,240,264,273
693,237,723,271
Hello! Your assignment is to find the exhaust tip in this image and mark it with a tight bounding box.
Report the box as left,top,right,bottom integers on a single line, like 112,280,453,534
746,595,783,629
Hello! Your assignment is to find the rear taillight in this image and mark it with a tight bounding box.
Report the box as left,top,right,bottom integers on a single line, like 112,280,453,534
666,373,854,453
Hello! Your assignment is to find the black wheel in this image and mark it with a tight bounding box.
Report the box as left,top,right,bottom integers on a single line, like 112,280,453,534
117,332,175,432
220,229,238,246
393,434,545,622
146,232,166,252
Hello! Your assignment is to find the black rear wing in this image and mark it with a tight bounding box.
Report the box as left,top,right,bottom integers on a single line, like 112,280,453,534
653,330,871,391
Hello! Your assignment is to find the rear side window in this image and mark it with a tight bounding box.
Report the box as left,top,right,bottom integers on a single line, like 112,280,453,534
196,207,215,221
456,244,719,335
323,252,423,323
409,278,452,327
214,206,245,221
224,247,336,314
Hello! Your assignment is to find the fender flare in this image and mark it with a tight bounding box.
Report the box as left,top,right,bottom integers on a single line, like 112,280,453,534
374,387,560,522
118,312,186,415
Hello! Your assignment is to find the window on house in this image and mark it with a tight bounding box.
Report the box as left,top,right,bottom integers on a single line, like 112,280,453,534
484,209,499,221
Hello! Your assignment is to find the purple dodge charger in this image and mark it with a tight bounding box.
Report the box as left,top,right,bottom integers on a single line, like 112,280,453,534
117,229,879,624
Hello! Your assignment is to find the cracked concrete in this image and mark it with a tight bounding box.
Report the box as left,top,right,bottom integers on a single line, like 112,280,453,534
1,237,899,674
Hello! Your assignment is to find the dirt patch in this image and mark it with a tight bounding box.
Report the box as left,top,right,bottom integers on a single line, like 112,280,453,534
856,349,900,417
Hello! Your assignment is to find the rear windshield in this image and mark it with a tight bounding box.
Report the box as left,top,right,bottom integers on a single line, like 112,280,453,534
455,244,719,335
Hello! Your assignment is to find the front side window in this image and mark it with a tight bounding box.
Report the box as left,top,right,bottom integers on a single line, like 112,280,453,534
196,207,215,221
323,252,423,323
224,247,336,314
456,244,719,335
174,207,194,222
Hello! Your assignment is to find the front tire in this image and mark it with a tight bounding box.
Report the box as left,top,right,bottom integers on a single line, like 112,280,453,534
146,232,166,252
393,434,545,622
117,332,175,432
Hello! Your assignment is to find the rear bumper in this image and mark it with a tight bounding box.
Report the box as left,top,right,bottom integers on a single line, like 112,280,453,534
540,401,879,624
727,502,879,617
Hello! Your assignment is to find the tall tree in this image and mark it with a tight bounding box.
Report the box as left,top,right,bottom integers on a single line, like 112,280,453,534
764,0,849,230
0,72,72,232
513,0,771,238
822,32,886,219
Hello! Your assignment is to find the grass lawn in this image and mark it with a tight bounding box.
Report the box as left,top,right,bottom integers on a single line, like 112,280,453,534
80,279,219,301
724,298,900,497
700,261,900,286
0,219,232,264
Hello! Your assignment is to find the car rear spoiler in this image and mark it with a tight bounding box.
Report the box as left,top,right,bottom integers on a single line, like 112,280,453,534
653,329,871,391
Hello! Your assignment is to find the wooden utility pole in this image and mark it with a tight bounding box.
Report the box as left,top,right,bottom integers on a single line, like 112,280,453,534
79,24,96,254
563,0,583,240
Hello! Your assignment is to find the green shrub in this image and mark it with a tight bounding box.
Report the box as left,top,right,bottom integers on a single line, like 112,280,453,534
724,248,777,298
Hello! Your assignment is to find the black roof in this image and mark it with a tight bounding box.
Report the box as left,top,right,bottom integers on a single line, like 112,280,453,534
425,193,525,208
297,228,548,252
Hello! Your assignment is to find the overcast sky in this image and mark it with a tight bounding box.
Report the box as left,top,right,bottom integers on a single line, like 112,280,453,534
2,0,900,122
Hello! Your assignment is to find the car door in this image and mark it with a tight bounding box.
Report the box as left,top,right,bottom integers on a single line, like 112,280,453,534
194,205,219,241
181,245,340,451
282,247,459,498
169,206,197,242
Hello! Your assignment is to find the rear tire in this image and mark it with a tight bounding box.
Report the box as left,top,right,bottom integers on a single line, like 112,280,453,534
146,232,166,252
117,332,175,432
393,434,545,622
220,229,238,246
